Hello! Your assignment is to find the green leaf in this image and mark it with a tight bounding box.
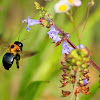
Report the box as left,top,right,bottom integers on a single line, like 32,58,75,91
23,81,46,100
80,81,99,100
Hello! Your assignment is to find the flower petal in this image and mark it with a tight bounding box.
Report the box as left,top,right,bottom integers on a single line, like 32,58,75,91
22,16,41,32
83,79,88,85
53,35,61,43
62,41,73,54
77,44,84,49
73,0,82,7
47,25,60,43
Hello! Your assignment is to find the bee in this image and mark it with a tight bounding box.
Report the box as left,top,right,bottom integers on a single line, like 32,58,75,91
2,40,37,70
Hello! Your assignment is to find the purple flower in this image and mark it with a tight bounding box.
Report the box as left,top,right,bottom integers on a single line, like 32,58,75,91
66,34,70,38
53,35,61,43
47,25,61,43
77,44,84,49
83,79,88,85
62,43,85,54
22,16,41,32
62,41,73,54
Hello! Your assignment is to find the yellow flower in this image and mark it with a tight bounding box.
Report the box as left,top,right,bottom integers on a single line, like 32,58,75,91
54,0,70,13
67,0,74,5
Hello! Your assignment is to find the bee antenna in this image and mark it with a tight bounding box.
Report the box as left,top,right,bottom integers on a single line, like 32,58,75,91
21,38,28,42
18,35,20,41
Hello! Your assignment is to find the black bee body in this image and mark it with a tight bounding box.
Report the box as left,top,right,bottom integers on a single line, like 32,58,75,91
3,53,14,70
3,41,23,70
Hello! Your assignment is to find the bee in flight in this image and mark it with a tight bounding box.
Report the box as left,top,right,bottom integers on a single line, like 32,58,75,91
2,41,37,70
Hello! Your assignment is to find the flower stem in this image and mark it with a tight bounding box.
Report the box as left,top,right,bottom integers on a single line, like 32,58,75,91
79,0,94,39
90,59,100,72
79,1,90,39
70,67,79,100
66,12,80,49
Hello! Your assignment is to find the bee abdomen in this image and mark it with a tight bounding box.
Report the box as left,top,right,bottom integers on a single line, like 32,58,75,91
3,53,14,70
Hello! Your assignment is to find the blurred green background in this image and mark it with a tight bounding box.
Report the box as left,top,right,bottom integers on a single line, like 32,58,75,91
0,0,100,100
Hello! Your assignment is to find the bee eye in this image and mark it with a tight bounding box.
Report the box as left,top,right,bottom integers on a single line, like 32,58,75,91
11,45,15,48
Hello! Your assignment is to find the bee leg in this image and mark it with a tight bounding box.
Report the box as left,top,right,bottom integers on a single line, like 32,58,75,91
16,60,19,69
15,53,20,69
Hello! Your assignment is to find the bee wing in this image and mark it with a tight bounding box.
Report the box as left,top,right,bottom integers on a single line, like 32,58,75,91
0,38,10,48
0,38,10,55
21,51,38,58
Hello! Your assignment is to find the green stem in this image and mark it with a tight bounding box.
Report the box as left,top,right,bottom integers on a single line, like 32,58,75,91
70,67,79,100
79,0,94,39
79,3,90,39
66,12,80,49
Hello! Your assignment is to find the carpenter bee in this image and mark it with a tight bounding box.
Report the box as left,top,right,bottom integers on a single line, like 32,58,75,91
2,40,37,70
